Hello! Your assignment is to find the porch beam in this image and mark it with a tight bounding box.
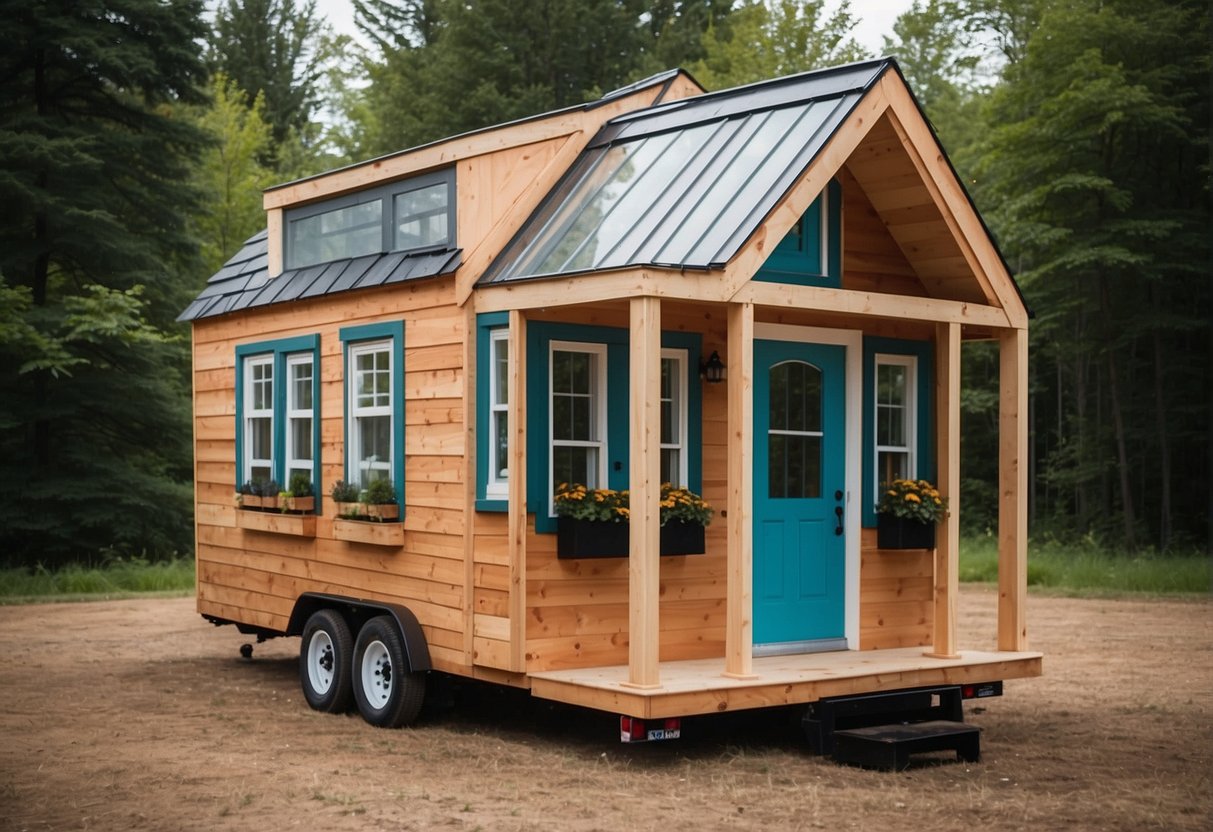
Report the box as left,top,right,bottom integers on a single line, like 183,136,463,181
507,310,528,672
998,328,1029,651
724,302,757,679
732,281,1011,329
926,321,960,659
626,296,662,689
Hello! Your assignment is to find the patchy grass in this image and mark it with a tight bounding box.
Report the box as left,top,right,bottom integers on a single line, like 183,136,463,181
960,536,1210,595
0,557,194,603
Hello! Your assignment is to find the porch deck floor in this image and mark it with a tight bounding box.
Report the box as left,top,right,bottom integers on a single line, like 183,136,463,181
528,647,1043,719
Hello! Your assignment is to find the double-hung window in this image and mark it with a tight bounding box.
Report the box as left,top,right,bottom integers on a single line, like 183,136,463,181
486,328,510,499
549,341,607,510
235,335,321,499
660,349,689,487
340,322,404,509
243,355,275,484
874,354,916,486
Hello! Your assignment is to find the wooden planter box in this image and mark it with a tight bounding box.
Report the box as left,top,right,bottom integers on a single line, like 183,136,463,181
280,495,315,513
332,518,404,547
237,509,316,537
556,517,707,559
876,514,936,550
366,503,400,521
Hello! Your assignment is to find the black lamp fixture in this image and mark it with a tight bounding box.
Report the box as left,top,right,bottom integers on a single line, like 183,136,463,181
700,350,726,384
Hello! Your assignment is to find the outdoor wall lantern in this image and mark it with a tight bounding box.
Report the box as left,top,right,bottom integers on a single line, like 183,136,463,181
700,351,726,384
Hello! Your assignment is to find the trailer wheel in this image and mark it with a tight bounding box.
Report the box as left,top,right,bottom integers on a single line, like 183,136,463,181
352,615,425,728
299,609,353,713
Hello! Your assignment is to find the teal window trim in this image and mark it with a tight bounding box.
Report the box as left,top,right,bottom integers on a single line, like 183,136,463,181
340,321,405,517
862,336,934,527
475,312,509,512
755,179,842,288
234,334,322,513
525,322,701,533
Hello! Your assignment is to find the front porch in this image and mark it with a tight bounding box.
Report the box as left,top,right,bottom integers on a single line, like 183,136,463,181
529,645,1043,719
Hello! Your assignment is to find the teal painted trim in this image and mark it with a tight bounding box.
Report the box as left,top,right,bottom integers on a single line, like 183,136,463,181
526,323,704,534
234,335,321,513
826,178,842,283
475,312,510,510
340,321,406,516
754,179,842,289
861,336,934,527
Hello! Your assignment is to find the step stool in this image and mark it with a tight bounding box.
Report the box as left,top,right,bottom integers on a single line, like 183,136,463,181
832,720,981,771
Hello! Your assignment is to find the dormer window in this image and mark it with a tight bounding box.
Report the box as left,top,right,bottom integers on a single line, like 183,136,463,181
285,168,455,270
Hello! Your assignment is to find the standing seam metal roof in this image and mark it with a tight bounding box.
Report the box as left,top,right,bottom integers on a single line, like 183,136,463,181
479,59,890,285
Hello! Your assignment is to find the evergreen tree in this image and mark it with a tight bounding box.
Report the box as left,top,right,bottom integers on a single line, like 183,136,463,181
972,0,1210,550
208,0,327,148
689,0,868,90
0,0,210,566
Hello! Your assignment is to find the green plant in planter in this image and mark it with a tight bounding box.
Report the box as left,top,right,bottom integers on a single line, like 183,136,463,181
361,478,399,521
659,483,713,527
288,472,313,498
330,479,363,518
875,479,947,524
279,472,315,513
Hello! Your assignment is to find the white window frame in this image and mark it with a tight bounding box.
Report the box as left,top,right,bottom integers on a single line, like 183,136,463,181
659,347,689,487
548,340,608,517
486,328,510,500
242,354,274,484
873,353,917,488
284,353,314,488
348,339,394,489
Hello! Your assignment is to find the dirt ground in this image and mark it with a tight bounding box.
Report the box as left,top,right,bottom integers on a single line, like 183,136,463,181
1,586,1209,832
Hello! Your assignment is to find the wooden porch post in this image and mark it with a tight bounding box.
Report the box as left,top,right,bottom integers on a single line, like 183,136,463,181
926,321,960,659
507,310,528,672
998,328,1029,651
626,296,662,688
724,302,756,679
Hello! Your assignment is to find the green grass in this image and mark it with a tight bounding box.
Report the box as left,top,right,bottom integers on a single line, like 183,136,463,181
0,557,195,603
960,536,1211,595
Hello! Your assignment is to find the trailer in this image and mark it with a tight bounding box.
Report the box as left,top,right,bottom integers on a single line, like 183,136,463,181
180,58,1040,762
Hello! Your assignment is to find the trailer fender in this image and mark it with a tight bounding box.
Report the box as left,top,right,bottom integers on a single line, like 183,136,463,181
286,593,432,672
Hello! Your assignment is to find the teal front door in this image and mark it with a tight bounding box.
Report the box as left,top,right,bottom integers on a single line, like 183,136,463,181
753,339,847,651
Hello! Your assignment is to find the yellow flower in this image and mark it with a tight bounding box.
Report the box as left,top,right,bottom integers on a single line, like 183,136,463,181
904,493,921,503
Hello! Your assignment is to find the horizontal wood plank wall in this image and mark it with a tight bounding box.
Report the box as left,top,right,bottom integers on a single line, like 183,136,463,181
192,276,475,676
859,527,934,649
523,303,731,673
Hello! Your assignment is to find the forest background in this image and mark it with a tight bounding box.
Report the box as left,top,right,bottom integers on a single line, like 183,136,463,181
0,0,1208,568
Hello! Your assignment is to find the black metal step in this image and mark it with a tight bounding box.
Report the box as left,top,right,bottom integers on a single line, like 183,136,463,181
803,685,964,755
832,720,981,771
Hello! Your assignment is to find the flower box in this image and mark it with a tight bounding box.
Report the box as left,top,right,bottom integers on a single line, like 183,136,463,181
366,503,400,521
876,514,936,550
334,501,363,518
332,518,404,547
280,495,315,513
237,509,316,537
556,517,706,559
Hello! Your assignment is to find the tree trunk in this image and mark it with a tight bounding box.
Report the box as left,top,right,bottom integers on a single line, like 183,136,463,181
1099,275,1137,551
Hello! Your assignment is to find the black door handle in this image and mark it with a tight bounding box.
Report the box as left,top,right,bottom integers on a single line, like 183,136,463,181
834,505,844,536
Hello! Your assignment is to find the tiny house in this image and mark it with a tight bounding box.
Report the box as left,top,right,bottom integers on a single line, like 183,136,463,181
182,59,1040,743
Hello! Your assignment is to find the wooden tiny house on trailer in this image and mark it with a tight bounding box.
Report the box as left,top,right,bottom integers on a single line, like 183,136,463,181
182,59,1041,743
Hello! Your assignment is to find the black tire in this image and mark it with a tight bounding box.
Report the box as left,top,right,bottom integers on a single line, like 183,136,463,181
352,615,426,728
299,609,354,713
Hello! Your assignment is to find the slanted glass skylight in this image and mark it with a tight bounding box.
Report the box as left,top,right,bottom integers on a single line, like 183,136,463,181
484,92,859,283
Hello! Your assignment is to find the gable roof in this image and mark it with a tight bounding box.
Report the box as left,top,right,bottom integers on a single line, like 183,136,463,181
480,60,889,285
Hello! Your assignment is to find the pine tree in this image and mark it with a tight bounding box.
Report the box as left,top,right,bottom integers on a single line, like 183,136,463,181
208,0,327,148
0,0,211,565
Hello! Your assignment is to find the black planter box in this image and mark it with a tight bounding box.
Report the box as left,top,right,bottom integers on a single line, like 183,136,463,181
556,517,706,559
876,514,936,550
